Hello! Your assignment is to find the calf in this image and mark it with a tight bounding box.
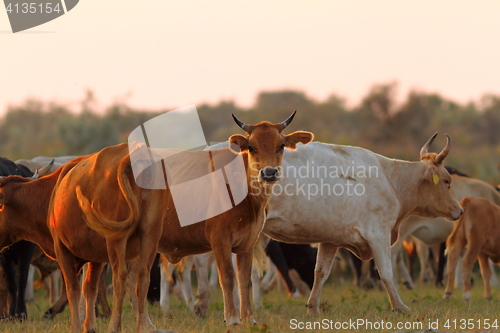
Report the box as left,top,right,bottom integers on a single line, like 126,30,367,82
444,197,500,301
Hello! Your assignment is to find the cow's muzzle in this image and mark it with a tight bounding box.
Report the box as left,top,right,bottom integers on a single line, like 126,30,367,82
259,167,281,182
450,206,463,221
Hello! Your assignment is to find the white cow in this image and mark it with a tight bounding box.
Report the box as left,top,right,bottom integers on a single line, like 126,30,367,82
392,175,500,289
207,133,461,314
262,133,462,313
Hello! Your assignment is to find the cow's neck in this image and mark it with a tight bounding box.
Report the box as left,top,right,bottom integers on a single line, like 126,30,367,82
11,178,56,258
381,157,427,222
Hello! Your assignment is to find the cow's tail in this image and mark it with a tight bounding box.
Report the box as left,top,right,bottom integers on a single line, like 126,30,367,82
252,234,269,277
445,197,470,256
76,158,140,239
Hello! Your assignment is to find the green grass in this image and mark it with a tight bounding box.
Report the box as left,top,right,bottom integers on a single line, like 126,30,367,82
2,275,500,333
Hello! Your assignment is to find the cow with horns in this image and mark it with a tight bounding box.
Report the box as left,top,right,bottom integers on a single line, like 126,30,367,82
0,112,312,333
261,132,463,314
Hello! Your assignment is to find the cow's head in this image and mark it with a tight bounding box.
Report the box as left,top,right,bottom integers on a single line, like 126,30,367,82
415,133,462,220
229,111,313,183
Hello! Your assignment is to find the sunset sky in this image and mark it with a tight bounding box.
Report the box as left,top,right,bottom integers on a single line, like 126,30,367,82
1,1,500,113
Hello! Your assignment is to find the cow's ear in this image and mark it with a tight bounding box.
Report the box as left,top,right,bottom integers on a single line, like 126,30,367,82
284,131,314,150
423,166,439,184
228,134,248,154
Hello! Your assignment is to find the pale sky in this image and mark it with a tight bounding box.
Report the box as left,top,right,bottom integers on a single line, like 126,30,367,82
1,1,500,114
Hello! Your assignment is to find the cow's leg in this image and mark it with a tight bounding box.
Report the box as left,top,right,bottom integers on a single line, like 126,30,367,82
16,241,35,320
478,254,492,300
443,240,463,299
123,261,154,330
180,256,195,311
2,255,19,319
106,239,128,333
261,261,276,292
306,243,337,315
435,242,447,288
97,267,111,318
251,266,262,308
236,251,255,324
461,246,480,302
343,250,362,287
489,259,499,287
54,239,83,333
266,240,297,295
25,265,35,303
50,269,62,304
231,254,240,314
193,254,211,316
44,279,68,319
212,244,239,326
396,252,413,290
370,239,410,313
209,260,218,290
159,261,170,313
390,239,403,285
416,240,430,284
135,226,162,333
147,254,161,305
390,223,416,289
82,262,105,333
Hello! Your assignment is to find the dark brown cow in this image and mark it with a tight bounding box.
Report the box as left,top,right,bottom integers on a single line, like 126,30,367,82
48,112,313,333
443,197,500,301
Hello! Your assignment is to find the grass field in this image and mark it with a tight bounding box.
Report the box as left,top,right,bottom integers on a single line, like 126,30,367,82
2,273,500,333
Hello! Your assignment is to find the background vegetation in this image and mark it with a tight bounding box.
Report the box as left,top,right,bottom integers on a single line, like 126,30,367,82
2,83,500,184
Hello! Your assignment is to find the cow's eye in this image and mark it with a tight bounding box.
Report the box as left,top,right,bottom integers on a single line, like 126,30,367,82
248,146,255,154
277,144,285,153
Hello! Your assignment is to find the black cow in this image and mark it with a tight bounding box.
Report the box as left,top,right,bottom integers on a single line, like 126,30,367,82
265,240,317,294
0,157,39,320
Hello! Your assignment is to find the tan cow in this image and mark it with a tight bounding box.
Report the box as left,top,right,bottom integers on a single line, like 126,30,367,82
392,174,500,289
49,112,313,333
443,197,500,301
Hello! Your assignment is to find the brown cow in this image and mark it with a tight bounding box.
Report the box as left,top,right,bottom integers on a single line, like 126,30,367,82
48,112,313,333
443,197,500,301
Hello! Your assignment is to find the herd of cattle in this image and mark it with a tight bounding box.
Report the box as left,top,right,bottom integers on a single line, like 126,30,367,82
0,111,499,332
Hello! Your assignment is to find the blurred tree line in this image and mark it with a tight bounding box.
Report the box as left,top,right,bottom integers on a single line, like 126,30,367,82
1,84,499,184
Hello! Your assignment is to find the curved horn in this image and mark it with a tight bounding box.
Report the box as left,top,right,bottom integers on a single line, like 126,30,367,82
281,110,297,130
232,114,248,132
30,169,40,181
435,134,451,164
420,132,438,159
38,159,55,177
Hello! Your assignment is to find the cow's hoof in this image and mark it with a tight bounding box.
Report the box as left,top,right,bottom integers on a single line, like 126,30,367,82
43,308,56,320
86,329,97,333
193,305,207,317
225,317,240,326
393,305,410,314
485,295,492,301
305,303,319,315
403,281,413,290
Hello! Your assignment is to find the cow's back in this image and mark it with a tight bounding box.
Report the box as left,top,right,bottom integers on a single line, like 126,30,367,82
264,142,394,246
48,144,137,262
